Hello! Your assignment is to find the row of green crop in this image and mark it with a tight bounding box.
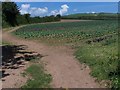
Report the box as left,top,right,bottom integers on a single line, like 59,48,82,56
13,20,118,42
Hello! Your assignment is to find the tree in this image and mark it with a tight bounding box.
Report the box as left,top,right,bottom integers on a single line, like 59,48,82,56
56,14,61,19
2,2,19,26
24,14,30,23
56,14,61,21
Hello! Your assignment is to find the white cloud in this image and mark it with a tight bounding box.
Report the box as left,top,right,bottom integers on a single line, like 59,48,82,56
20,4,30,14
21,4,30,9
20,4,69,17
50,4,69,16
92,11,95,14
30,7,48,17
20,4,48,17
61,4,69,9
59,4,69,15
50,10,59,16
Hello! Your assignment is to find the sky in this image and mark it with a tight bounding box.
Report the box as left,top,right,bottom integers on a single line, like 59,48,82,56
16,2,118,17
2,0,120,2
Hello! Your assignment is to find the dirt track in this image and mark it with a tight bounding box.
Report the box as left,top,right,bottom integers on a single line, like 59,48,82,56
2,20,100,88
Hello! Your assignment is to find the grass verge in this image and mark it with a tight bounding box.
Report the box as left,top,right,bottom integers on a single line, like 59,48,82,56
21,63,52,89
75,34,119,88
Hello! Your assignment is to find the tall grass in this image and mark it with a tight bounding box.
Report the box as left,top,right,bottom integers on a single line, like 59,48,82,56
75,34,119,88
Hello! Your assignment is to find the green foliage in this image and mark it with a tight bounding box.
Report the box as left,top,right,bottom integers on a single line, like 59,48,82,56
22,64,52,89
24,14,30,23
2,2,19,26
16,15,28,25
3,14,61,28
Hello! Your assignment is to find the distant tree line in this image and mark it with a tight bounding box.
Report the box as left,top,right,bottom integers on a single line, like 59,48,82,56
62,13,118,20
2,2,61,28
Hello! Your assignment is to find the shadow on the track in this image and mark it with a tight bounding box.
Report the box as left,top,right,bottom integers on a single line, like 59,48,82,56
1,45,43,79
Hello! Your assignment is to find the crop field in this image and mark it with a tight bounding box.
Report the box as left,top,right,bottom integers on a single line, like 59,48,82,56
13,20,119,88
13,20,117,44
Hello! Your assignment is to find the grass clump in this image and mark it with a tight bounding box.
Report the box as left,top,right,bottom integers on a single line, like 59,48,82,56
21,64,52,89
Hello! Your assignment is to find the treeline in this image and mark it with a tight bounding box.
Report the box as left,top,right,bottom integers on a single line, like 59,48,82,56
2,2,61,28
62,13,118,20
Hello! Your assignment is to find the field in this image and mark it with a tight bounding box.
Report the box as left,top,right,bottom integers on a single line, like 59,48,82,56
62,13,118,20
13,20,119,88
13,20,117,44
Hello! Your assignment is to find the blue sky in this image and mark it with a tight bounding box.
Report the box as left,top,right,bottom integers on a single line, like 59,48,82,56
16,2,118,17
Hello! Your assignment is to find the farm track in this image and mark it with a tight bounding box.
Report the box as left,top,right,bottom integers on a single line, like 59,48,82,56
3,20,101,88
